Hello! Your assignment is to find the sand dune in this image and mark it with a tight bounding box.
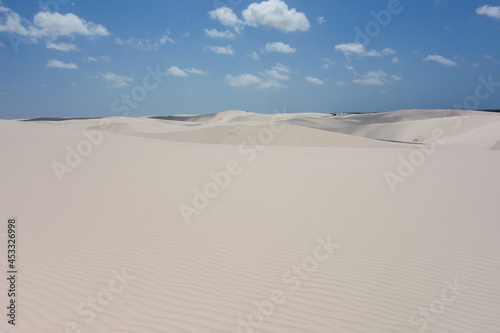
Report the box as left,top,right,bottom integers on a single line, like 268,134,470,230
1,109,500,332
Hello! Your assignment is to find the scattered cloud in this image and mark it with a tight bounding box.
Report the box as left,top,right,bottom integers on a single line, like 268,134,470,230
263,41,296,54
185,68,208,75
46,59,77,69
336,81,347,86
306,77,324,85
391,57,400,63
476,5,500,20
205,45,234,55
208,7,243,32
167,66,188,77
204,28,235,39
316,16,326,24
321,58,335,69
0,7,109,40
46,41,78,52
0,41,4,47
353,70,388,86
115,34,173,51
226,63,290,89
259,80,286,89
335,43,395,58
261,67,289,81
423,54,457,67
259,63,290,89
101,72,133,88
391,74,403,81
345,65,357,75
84,56,110,63
225,73,261,87
272,63,290,74
242,0,310,32
382,47,395,55
166,66,208,77
249,50,260,60
483,54,499,64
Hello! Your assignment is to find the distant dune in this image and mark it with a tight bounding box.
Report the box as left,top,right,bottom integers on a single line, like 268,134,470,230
1,109,499,332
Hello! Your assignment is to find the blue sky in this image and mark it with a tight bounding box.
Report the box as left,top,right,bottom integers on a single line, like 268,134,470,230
0,0,499,119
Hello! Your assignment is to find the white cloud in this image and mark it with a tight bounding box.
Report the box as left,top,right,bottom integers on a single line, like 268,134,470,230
263,41,296,53
101,72,133,88
262,68,289,81
352,70,403,86
208,7,242,31
84,56,110,63
259,63,290,89
259,80,286,89
345,65,357,75
306,77,324,85
249,50,260,60
46,41,78,52
225,73,261,87
115,34,173,51
336,81,347,86
0,7,109,40
167,66,188,77
321,58,335,69
476,5,500,19
204,28,235,39
316,16,326,24
423,54,457,67
0,41,4,47
335,43,395,58
242,0,310,32
353,70,388,86
391,57,399,63
382,47,395,55
226,63,290,89
185,68,208,75
272,63,290,73
46,59,78,69
205,45,234,55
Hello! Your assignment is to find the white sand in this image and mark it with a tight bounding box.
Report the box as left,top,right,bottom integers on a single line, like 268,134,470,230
1,109,500,332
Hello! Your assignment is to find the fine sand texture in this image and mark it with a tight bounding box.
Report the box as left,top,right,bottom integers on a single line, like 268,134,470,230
1,109,500,332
